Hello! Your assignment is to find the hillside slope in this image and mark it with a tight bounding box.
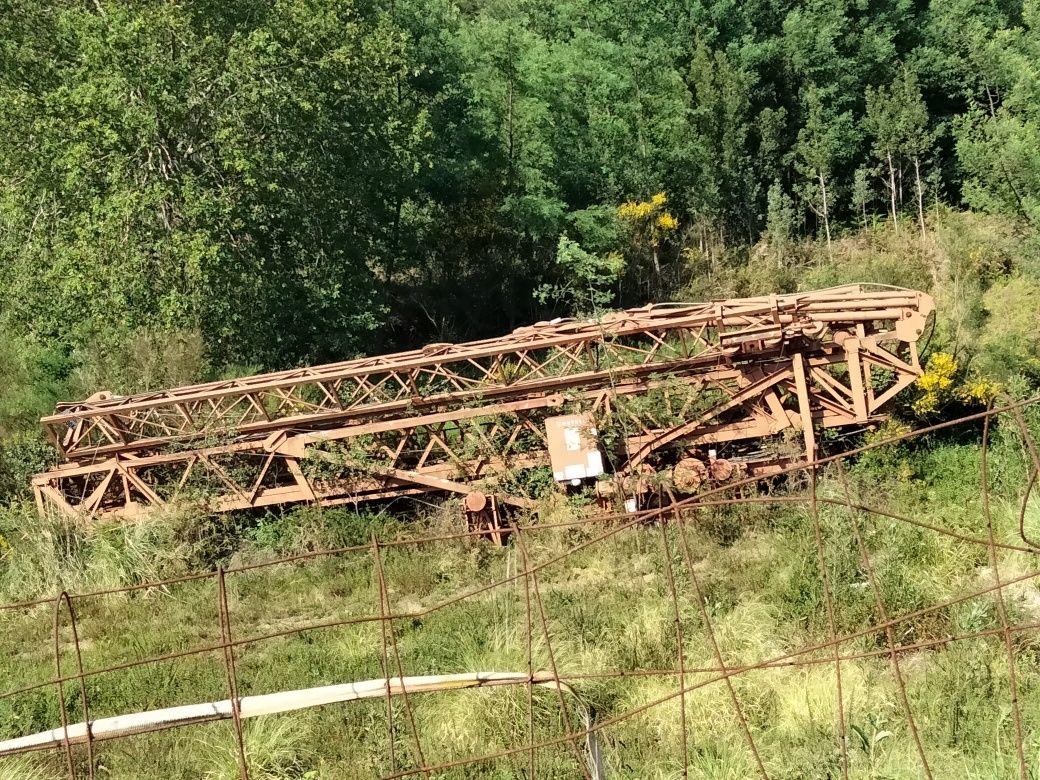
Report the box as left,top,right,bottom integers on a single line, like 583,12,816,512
2,407,1040,778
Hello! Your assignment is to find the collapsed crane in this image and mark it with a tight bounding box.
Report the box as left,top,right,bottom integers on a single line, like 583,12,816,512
32,285,934,525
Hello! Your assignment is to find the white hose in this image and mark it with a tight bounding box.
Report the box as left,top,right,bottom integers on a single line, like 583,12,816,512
0,671,603,777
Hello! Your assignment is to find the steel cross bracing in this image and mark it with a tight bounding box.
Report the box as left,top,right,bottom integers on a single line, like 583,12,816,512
32,285,934,520
43,286,933,460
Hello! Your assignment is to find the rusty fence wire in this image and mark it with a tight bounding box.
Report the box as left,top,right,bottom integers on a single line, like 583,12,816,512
1,397,1040,778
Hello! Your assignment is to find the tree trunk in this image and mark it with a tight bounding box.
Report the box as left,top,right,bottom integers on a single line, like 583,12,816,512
819,169,832,254
913,155,926,239
887,150,898,231
505,76,514,186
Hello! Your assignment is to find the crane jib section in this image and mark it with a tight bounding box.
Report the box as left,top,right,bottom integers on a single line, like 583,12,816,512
32,285,934,521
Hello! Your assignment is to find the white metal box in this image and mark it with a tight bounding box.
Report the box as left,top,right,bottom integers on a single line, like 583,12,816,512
545,413,604,483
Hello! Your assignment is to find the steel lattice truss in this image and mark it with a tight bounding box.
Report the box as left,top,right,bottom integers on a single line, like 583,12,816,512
33,285,934,520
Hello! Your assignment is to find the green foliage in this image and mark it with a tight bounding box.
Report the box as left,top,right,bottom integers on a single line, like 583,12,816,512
68,329,208,397
794,88,857,245
865,67,936,227
0,0,423,367
1,4,1040,772
198,716,314,780
686,40,758,239
534,236,624,315
0,756,62,780
0,504,192,602
850,165,875,227
0,0,1037,394
0,338,74,436
247,506,402,554
0,420,1039,777
952,3,1040,228
0,431,54,502
976,276,1040,382
765,181,797,248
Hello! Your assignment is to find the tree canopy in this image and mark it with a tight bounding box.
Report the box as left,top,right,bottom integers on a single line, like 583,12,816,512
1,0,1038,387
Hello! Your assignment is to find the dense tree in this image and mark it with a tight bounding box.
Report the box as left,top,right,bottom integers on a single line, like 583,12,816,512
865,67,935,234
954,4,1040,227
794,89,856,251
686,41,758,243
0,0,1038,388
0,0,435,367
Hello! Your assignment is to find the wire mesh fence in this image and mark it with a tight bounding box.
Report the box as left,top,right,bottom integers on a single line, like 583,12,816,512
2,398,1040,778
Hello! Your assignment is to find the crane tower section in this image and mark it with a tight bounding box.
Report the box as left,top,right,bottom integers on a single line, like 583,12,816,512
33,285,934,521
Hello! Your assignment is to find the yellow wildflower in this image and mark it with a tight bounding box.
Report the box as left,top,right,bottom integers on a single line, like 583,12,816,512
656,212,678,230
913,352,957,414
958,378,1002,404
618,200,653,221
650,192,667,207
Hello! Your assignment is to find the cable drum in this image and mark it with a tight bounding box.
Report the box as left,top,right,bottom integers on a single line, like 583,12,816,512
672,458,708,492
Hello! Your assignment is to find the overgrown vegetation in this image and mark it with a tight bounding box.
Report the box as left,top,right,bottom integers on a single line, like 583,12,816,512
2,0,1040,373
3,158,1040,780
3,0,1040,497
2,410,1040,778
3,0,1040,776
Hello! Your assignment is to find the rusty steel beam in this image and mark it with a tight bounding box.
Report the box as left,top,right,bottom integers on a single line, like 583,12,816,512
41,285,933,461
32,284,934,521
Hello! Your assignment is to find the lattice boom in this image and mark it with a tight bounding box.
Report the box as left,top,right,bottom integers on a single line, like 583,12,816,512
32,285,934,520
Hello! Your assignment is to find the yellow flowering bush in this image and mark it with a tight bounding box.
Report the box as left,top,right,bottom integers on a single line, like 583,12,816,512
865,419,912,445
913,351,1002,414
656,213,678,230
617,200,654,220
913,352,958,414
617,192,678,245
959,378,1002,404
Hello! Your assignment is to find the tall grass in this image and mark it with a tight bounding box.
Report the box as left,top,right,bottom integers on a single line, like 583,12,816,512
198,716,314,780
0,503,194,603
2,410,1040,777
0,756,63,780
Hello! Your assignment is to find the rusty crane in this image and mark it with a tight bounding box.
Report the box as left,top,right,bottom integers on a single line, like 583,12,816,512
32,285,934,527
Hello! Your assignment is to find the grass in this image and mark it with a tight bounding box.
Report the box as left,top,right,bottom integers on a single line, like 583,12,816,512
197,716,315,780
0,755,63,780
2,411,1040,777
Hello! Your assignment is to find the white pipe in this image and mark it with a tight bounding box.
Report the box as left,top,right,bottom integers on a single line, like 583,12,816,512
0,671,601,778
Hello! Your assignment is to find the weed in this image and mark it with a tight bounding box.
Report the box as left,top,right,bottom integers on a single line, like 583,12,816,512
198,716,315,780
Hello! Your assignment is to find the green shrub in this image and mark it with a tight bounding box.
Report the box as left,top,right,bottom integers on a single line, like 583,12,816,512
0,430,54,502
